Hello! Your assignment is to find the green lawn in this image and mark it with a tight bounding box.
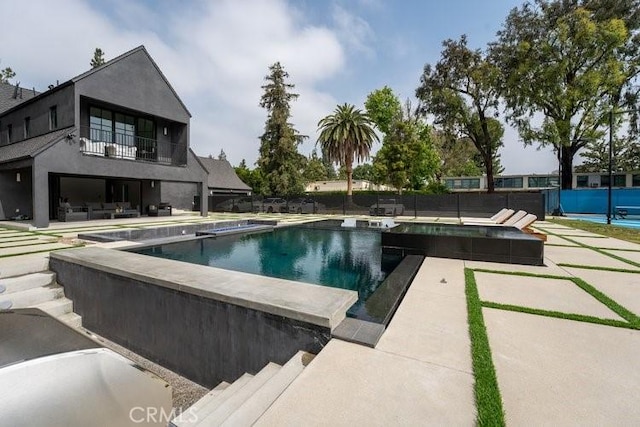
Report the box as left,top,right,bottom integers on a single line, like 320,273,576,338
548,218,640,244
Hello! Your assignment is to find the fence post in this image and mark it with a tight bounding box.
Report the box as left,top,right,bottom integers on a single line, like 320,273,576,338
343,194,346,215
456,194,460,218
414,194,417,218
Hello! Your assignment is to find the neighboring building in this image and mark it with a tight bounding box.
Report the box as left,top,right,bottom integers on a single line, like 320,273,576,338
443,172,640,192
198,157,252,196
0,46,209,227
305,180,391,192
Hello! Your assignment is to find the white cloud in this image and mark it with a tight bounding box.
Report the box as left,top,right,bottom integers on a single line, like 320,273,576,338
330,4,375,57
0,0,345,166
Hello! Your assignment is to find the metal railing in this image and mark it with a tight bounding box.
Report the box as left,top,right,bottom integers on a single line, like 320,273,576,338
79,126,185,165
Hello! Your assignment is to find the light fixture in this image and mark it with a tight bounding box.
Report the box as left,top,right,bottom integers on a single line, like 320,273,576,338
163,127,168,136
151,180,155,188
16,172,20,182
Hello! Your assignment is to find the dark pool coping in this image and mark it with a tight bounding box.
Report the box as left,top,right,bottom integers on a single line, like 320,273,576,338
332,255,424,347
77,219,278,243
50,246,357,330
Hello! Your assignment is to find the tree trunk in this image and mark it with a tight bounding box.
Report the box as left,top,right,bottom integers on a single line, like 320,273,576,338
345,155,353,196
485,152,495,193
561,145,573,190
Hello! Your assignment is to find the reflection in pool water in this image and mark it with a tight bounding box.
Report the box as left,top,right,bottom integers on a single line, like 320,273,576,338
133,226,401,321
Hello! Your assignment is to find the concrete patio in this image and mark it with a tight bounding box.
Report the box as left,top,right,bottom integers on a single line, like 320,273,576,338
1,214,639,425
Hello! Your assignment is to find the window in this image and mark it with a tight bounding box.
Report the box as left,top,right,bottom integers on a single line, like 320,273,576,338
24,117,31,138
7,124,12,143
136,117,155,140
576,176,588,188
115,113,135,146
445,178,480,189
49,106,58,130
600,174,626,187
528,176,559,188
495,177,523,188
90,107,113,142
633,174,640,187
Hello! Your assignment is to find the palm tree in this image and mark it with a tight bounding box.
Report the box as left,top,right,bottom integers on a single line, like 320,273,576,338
317,103,379,196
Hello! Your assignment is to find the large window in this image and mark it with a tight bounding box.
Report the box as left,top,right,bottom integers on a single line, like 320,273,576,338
633,174,640,187
115,113,135,146
90,107,113,142
576,175,589,188
136,117,155,140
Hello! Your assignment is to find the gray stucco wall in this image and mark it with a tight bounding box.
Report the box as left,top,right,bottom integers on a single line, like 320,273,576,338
73,49,190,125
49,258,330,388
0,85,74,145
161,181,197,211
0,167,32,220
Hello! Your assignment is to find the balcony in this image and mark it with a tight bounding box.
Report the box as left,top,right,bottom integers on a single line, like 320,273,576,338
79,126,185,166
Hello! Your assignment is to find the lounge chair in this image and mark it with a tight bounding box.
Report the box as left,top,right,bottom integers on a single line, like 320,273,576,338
341,218,357,228
512,214,537,230
461,208,514,225
501,210,528,226
380,218,397,228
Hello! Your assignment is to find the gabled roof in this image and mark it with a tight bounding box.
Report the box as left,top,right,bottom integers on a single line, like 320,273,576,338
198,157,252,192
0,83,41,114
72,46,191,117
0,127,72,164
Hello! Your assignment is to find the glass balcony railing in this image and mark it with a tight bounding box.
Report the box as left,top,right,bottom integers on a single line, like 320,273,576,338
79,126,185,166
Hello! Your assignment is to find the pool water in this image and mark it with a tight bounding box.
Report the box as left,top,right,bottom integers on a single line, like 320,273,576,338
133,225,401,321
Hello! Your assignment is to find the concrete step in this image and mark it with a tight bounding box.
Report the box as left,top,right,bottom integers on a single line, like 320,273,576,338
0,253,50,278
194,362,281,426
35,297,73,317
58,312,82,328
171,382,229,426
222,351,313,426
0,272,56,294
173,374,254,427
0,285,64,309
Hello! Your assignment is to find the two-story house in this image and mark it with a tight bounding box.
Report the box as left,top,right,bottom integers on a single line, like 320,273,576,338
0,46,208,227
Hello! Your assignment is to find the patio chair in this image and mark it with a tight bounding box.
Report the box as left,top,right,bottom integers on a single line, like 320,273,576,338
462,209,516,225
341,218,357,228
380,218,397,228
512,214,538,230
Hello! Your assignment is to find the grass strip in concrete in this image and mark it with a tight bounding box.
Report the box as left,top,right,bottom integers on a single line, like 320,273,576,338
472,268,640,327
482,301,638,330
0,244,82,258
464,268,505,426
548,218,640,244
556,263,640,274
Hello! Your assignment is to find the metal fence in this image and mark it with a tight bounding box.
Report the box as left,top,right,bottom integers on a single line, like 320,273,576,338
199,192,546,219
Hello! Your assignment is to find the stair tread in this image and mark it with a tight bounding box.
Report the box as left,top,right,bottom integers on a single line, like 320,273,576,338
0,272,56,294
221,351,312,426
34,298,73,316
195,363,281,427
58,312,82,328
173,374,254,427
0,286,63,308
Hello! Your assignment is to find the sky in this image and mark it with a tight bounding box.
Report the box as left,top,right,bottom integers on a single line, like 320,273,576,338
1,0,562,174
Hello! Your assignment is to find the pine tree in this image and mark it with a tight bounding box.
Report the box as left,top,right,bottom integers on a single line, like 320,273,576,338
257,62,306,197
90,48,105,68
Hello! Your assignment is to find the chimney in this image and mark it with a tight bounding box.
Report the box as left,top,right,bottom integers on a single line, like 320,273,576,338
12,82,20,99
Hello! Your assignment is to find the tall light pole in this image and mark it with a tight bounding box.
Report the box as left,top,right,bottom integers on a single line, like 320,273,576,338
607,109,613,224
607,105,640,224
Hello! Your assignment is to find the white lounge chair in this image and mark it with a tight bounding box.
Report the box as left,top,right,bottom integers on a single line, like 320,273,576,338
461,208,513,225
341,218,357,228
512,214,537,230
381,218,396,228
501,210,528,226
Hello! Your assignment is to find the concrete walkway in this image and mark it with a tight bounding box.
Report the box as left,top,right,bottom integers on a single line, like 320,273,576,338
2,215,640,425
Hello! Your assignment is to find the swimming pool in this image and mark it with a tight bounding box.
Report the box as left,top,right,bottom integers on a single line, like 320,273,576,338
132,224,402,322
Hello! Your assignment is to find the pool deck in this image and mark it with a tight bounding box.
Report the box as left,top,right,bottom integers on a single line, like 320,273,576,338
2,213,640,424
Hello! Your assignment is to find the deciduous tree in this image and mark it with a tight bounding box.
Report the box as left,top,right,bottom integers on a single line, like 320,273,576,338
416,36,503,192
490,1,638,188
